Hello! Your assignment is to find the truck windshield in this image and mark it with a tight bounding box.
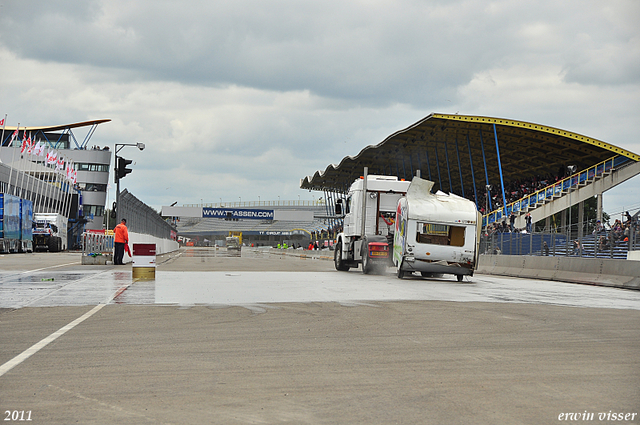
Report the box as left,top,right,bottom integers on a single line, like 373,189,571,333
416,223,465,247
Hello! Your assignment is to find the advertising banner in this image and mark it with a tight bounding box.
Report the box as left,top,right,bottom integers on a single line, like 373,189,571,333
202,207,274,220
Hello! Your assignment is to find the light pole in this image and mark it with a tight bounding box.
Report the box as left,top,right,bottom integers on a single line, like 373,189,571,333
567,165,576,255
114,142,145,225
485,184,492,219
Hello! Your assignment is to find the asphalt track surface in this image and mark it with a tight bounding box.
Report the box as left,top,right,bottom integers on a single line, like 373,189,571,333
1,247,639,424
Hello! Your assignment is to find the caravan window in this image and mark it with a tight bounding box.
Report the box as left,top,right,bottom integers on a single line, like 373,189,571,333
416,223,465,247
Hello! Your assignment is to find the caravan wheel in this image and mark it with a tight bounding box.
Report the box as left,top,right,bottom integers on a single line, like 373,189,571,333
396,258,405,279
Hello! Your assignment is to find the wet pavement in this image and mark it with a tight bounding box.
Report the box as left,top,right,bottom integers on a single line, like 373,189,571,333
1,247,639,310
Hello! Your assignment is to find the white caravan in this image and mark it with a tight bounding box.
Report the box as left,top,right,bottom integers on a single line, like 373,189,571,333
393,177,481,281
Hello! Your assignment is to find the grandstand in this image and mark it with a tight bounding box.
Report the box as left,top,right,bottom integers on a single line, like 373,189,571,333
300,113,640,257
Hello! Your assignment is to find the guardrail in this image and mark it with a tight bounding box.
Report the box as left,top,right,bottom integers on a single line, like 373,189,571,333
483,156,629,227
81,232,114,265
480,216,638,258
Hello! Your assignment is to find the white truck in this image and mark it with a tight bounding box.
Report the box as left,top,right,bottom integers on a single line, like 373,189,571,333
32,213,68,252
334,171,411,274
393,177,481,281
225,236,241,256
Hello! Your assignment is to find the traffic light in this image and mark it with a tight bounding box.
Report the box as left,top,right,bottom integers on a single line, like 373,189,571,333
116,156,133,180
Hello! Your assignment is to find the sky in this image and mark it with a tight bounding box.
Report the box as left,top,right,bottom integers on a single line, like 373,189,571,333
1,0,639,219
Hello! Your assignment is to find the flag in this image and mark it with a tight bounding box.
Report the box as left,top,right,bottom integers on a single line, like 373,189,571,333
47,150,58,165
20,133,27,154
66,161,74,180
0,118,4,126
56,157,64,171
34,141,42,156
10,128,18,143
26,134,33,155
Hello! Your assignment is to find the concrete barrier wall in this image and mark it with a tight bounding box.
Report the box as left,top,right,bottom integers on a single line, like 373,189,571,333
122,232,179,263
628,251,640,261
477,254,640,290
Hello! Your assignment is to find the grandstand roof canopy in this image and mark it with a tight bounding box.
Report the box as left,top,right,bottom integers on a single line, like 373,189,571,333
3,119,111,132
2,119,111,149
300,113,640,194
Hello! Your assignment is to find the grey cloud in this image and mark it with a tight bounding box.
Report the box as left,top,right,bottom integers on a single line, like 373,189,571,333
2,0,639,211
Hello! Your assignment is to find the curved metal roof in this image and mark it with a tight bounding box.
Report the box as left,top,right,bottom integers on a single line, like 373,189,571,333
3,119,111,132
300,113,640,194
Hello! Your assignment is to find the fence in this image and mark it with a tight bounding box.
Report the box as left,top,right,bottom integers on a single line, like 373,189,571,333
118,189,173,240
81,232,114,264
480,217,639,259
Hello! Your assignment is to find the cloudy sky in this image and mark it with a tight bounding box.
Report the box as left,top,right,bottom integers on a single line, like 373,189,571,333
1,0,639,218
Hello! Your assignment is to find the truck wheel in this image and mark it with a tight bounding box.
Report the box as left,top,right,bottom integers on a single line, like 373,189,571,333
334,240,350,271
58,238,63,252
362,252,372,274
48,237,58,252
396,258,405,279
457,274,464,282
361,239,372,274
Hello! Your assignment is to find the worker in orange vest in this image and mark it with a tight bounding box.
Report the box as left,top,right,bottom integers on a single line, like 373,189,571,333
114,218,129,265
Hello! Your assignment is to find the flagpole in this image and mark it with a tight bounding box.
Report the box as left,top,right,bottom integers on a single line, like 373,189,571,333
57,157,65,215
49,164,59,213
37,142,48,212
55,157,64,214
0,114,6,152
27,135,37,204
62,159,72,218
49,150,59,213
68,161,76,220
61,161,70,218
8,123,19,195
50,167,58,213
42,149,53,213
33,141,44,212
17,129,28,198
27,133,38,205
65,162,75,220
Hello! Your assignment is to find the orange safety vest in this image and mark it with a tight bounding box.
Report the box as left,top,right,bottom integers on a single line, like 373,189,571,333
114,223,129,244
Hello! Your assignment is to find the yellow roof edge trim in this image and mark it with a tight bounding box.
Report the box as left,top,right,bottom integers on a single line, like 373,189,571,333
432,113,640,162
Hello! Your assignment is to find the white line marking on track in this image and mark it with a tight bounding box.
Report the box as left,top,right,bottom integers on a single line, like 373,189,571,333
20,261,82,274
0,279,133,378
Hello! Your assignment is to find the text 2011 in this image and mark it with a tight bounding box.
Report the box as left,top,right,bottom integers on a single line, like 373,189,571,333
4,411,32,421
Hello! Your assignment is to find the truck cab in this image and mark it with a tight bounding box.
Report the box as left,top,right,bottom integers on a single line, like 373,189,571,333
33,213,68,252
334,173,410,273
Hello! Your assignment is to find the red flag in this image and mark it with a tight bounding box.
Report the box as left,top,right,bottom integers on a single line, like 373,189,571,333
0,118,4,126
